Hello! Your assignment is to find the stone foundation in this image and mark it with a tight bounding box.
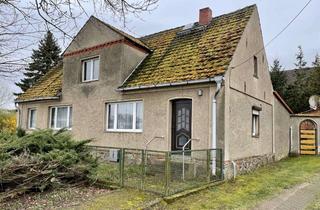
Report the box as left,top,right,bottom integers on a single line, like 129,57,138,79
224,154,275,180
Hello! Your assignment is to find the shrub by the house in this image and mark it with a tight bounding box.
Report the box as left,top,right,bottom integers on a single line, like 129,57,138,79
0,129,97,201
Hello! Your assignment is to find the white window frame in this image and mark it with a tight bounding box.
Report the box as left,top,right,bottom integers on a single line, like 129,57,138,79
28,108,37,129
252,109,260,137
82,56,100,82
49,106,72,130
106,101,143,133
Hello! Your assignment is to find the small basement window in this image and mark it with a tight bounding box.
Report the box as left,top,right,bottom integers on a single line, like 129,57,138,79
50,106,72,130
106,101,143,132
28,108,36,129
253,56,258,78
82,57,100,82
252,108,260,137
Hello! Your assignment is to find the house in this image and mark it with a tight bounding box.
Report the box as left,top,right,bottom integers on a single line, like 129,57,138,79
15,5,292,178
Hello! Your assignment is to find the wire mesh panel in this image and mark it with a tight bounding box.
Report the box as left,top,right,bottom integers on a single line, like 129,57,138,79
123,149,144,189
168,150,211,195
143,151,167,194
89,146,121,185
89,146,223,196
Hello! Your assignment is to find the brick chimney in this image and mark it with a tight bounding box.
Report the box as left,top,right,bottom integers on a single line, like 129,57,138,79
199,7,212,25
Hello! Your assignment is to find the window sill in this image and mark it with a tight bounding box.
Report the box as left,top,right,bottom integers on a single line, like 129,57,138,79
105,129,143,133
50,128,72,131
82,79,99,83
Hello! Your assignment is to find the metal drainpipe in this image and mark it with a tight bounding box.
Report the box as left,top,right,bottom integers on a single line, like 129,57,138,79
212,76,224,175
14,102,21,128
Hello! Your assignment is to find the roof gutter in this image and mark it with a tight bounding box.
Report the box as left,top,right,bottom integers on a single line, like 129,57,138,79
15,96,60,103
117,77,223,91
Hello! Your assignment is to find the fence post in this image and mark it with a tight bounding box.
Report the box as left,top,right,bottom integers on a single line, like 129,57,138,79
119,148,125,187
141,150,145,190
164,151,171,196
207,149,211,182
220,149,224,180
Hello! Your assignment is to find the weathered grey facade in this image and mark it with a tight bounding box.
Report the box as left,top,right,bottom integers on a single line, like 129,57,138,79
16,5,294,178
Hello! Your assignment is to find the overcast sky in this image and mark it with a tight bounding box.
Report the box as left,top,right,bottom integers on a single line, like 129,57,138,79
1,0,319,109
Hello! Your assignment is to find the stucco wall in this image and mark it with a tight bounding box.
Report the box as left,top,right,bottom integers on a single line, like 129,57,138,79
18,84,218,151
223,7,274,161
274,96,291,160
64,17,122,53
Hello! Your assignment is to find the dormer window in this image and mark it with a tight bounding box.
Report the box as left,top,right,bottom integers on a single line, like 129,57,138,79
82,57,100,82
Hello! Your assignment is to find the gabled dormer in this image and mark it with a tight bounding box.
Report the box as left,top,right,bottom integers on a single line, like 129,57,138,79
62,16,150,98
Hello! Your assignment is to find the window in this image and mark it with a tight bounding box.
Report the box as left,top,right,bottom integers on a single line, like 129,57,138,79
50,106,72,129
82,57,99,82
253,56,258,78
107,101,143,132
28,108,36,129
252,109,260,137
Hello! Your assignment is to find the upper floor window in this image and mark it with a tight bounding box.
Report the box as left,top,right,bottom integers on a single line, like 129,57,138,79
82,57,99,82
28,108,36,129
106,101,143,132
253,56,258,78
50,106,72,130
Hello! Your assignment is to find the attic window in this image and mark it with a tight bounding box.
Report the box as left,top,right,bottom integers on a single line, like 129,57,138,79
253,56,258,78
82,57,100,82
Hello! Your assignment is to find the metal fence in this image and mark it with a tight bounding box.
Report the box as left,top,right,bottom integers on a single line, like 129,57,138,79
89,146,223,196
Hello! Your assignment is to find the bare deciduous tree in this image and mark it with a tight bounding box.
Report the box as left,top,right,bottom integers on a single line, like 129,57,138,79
0,0,158,77
0,84,14,108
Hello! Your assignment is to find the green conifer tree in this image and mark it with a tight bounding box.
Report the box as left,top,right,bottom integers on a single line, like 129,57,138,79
270,58,287,97
308,54,320,95
286,46,309,113
15,31,61,93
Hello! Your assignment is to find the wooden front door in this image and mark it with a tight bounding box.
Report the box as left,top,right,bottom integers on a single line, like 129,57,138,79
172,99,192,151
300,120,317,155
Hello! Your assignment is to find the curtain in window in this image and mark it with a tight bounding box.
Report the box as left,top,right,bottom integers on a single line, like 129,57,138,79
84,61,92,81
29,110,36,128
108,104,115,129
117,103,133,129
56,107,68,128
69,107,73,128
136,102,143,129
51,108,55,128
93,59,99,80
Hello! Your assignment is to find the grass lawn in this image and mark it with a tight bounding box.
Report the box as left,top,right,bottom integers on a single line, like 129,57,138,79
0,187,110,210
155,156,320,209
306,193,320,210
78,188,159,210
2,156,320,209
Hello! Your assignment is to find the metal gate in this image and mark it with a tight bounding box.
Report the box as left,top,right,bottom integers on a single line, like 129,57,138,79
300,120,317,155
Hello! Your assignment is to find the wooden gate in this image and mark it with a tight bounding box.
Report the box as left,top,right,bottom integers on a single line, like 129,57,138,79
300,120,317,155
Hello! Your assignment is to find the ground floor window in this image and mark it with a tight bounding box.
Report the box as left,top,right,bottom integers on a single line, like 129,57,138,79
106,101,143,132
49,106,72,129
252,109,260,137
28,108,36,129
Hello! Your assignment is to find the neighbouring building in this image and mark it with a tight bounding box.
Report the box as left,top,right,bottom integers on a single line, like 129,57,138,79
290,107,320,156
15,5,293,178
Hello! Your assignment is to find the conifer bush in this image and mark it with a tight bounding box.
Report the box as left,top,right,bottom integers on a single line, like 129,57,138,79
0,129,97,201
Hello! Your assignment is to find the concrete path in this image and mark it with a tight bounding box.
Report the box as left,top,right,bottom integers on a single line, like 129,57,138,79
254,175,320,210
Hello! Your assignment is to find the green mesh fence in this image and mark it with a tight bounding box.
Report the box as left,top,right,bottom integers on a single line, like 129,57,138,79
89,146,223,196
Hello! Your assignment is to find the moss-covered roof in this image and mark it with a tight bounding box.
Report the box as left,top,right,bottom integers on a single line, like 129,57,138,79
16,5,255,101
16,63,63,102
121,5,255,88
